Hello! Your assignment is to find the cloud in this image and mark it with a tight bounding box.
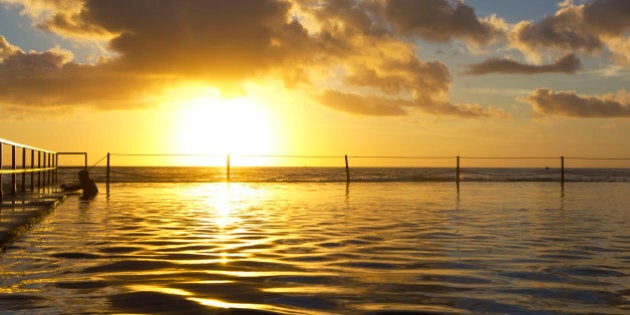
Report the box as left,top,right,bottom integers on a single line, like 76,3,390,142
0,45,167,110
524,88,630,118
0,0,81,19
582,0,630,36
0,0,314,109
0,35,19,60
318,90,506,118
317,90,410,116
465,54,581,75
0,0,504,119
511,0,630,63
382,0,503,45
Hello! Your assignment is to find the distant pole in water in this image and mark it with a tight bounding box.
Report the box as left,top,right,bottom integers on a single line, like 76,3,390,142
227,154,231,183
560,156,564,186
456,156,461,186
106,153,110,193
345,155,350,184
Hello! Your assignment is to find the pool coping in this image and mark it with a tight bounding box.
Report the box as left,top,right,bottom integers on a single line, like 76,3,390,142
0,191,69,251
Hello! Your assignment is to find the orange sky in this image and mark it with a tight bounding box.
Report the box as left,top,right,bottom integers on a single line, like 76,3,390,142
1,0,630,167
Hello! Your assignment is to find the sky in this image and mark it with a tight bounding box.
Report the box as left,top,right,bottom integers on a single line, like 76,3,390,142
1,0,629,167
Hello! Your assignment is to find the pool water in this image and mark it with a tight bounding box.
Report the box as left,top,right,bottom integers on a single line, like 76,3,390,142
1,182,629,314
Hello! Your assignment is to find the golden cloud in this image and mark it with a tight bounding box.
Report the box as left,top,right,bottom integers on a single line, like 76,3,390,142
524,88,630,118
465,54,581,75
0,0,507,119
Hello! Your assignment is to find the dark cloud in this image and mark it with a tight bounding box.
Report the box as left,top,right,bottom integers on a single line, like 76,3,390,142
0,0,318,108
0,0,504,119
465,54,581,75
0,48,167,109
513,14,601,53
582,0,630,36
318,90,410,116
525,88,630,118
383,0,502,44
512,0,630,56
79,0,300,80
309,0,388,37
318,90,505,118
345,58,450,96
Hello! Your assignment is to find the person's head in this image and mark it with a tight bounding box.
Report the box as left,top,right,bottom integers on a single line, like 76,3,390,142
78,169,90,182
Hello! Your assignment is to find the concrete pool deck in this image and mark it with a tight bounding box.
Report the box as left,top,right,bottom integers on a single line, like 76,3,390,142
0,190,68,251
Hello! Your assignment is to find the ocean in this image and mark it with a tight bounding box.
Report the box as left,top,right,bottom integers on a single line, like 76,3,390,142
62,166,630,183
1,167,629,314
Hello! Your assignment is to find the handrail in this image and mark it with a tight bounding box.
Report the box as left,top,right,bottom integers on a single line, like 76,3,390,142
0,167,57,174
0,137,56,153
1,138,58,201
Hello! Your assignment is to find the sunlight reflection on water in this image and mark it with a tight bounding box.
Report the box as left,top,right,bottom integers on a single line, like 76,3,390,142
0,182,629,314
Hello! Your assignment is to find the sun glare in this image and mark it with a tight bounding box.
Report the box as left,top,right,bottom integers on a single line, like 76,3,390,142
174,92,279,166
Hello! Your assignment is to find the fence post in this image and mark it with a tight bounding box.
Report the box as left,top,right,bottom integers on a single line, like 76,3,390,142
50,153,53,185
37,151,46,189
0,144,3,201
47,153,51,186
41,152,46,188
106,153,110,193
30,150,34,191
37,151,41,190
345,155,350,184
11,145,16,195
560,156,564,186
21,147,26,192
456,156,461,185
46,152,51,186
54,153,58,185
226,154,231,183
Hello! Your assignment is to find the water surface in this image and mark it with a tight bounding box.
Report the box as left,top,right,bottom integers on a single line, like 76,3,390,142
1,182,629,314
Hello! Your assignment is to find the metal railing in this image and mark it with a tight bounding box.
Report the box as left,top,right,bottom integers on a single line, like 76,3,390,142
101,152,630,186
0,138,57,201
99,153,630,190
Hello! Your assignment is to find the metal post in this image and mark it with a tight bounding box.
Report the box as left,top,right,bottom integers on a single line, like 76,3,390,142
0,144,3,201
48,153,55,186
106,153,110,193
43,153,47,186
345,155,350,184
37,151,41,190
42,152,46,188
21,147,26,192
11,145,16,195
48,153,52,186
30,150,34,191
226,154,231,183
456,156,461,186
54,153,58,185
560,156,564,186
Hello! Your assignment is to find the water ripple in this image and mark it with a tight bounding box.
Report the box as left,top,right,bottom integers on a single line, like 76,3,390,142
1,182,629,314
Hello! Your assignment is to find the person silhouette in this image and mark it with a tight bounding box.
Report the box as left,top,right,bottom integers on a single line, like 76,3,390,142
62,169,98,199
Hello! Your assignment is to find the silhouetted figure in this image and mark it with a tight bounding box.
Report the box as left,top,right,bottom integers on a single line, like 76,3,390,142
62,169,98,199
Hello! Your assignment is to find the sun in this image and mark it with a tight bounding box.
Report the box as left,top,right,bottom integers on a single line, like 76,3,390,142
173,92,279,165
